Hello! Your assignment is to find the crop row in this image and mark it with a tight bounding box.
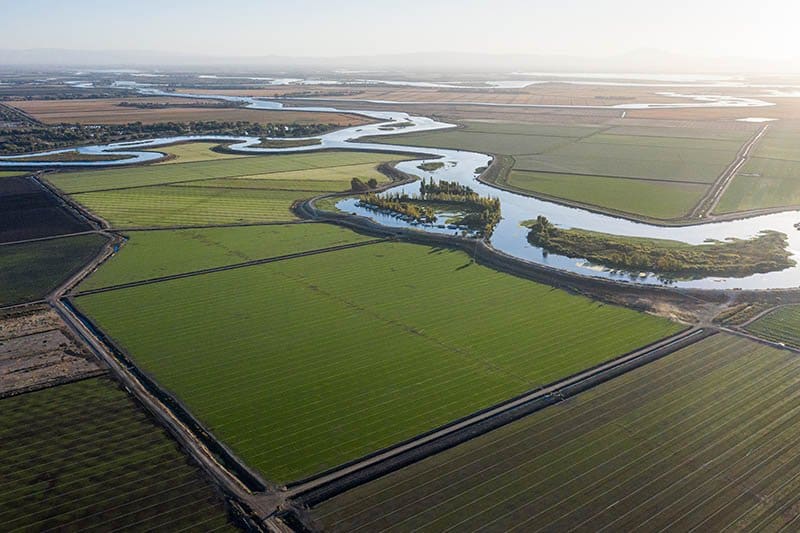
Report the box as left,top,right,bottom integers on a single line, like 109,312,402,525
747,305,800,349
0,377,234,532
315,334,800,532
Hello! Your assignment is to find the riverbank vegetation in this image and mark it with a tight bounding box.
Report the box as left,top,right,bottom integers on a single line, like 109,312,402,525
417,161,444,171
0,120,346,156
525,216,794,279
252,137,322,149
358,178,501,235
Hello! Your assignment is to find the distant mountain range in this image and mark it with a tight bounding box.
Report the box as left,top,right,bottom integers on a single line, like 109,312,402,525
0,48,796,75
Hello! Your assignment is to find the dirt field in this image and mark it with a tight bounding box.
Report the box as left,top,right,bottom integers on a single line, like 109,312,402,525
9,97,373,126
0,175,91,243
0,306,103,397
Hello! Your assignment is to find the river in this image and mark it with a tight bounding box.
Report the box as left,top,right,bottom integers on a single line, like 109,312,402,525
1,82,798,290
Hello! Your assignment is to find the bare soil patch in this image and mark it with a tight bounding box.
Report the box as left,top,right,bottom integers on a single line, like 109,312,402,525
0,306,103,397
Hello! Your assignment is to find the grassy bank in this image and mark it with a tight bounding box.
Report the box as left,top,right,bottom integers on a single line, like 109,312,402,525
525,217,794,279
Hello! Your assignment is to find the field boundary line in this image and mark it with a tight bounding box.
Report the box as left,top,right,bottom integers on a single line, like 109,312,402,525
286,327,710,506
721,325,800,355
0,230,103,247
72,238,388,296
509,167,712,186
115,220,318,231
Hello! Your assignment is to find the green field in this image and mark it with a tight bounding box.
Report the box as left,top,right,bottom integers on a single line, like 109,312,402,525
49,150,398,193
747,305,800,349
371,120,754,220
153,142,249,164
513,139,733,183
716,156,800,212
72,186,307,227
0,377,234,531
0,234,107,306
717,127,800,212
52,147,398,227
75,242,680,483
315,334,800,532
0,171,27,178
507,170,707,219
79,224,371,291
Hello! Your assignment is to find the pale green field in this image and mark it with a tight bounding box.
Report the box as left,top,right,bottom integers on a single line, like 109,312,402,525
72,186,303,226
153,142,249,164
50,150,399,193
716,157,800,212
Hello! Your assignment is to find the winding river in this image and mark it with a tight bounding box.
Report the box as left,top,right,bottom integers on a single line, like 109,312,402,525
1,82,798,291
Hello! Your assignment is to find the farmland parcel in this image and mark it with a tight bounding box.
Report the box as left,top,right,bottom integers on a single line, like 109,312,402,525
75,242,680,483
49,148,399,227
746,305,800,349
0,377,235,531
371,120,757,220
314,334,800,532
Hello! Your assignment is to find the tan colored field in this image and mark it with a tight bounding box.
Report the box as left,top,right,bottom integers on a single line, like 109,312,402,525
10,97,372,126
190,83,716,107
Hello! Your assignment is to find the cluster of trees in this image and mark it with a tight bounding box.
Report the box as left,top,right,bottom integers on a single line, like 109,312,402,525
418,178,473,196
350,177,379,192
358,178,502,235
0,120,344,155
359,192,437,223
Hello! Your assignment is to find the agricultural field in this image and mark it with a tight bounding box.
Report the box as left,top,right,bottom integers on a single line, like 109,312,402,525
47,148,398,227
0,171,25,178
314,334,800,532
506,170,708,219
716,128,800,213
8,97,371,127
74,242,680,483
49,150,395,193
746,305,800,349
0,234,107,306
372,120,755,220
79,224,372,291
0,377,236,531
0,175,91,243
154,142,249,164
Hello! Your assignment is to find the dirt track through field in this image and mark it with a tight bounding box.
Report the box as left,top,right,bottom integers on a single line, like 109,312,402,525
689,124,770,219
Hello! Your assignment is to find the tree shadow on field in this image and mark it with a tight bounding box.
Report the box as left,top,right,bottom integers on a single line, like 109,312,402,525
455,262,473,271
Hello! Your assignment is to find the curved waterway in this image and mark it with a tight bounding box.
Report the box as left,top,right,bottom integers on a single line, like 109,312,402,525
1,85,798,290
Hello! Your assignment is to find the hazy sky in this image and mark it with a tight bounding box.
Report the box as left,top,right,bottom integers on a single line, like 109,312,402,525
1,0,798,60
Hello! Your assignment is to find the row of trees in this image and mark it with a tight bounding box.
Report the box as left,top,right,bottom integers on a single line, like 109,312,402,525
0,120,345,155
